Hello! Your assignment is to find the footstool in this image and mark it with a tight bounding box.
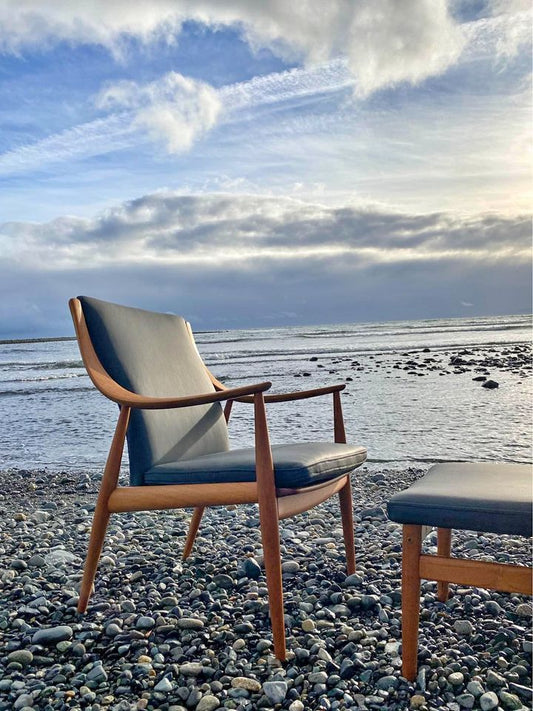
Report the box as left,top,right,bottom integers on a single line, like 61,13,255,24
387,463,532,680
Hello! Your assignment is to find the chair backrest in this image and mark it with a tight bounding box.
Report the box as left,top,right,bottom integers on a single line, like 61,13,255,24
77,296,229,485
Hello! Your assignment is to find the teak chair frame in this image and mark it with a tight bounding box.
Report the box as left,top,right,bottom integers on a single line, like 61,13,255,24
70,298,359,659
401,524,533,681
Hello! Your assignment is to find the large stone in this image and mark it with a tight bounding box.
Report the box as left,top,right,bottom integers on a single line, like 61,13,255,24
32,626,73,645
482,380,499,389
263,681,288,704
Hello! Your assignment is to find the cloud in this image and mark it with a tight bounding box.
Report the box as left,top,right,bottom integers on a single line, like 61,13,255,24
96,73,222,153
1,190,530,336
0,1,468,96
2,191,530,269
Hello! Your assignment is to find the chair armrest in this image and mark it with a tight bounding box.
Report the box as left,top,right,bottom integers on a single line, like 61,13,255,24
232,383,346,403
105,380,272,409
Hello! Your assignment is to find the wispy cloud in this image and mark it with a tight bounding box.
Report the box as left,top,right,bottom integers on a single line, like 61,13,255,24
0,114,137,175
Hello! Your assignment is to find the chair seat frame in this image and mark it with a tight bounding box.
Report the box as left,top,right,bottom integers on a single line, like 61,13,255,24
69,298,362,659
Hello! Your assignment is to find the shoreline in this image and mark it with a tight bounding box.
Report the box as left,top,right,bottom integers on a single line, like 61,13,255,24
0,467,531,711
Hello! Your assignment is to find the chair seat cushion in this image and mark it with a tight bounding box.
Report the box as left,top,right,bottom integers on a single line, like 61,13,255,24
387,463,532,536
144,442,367,489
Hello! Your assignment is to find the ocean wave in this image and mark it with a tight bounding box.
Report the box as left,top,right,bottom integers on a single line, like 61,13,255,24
0,385,95,397
2,373,86,384
0,360,83,370
204,338,531,362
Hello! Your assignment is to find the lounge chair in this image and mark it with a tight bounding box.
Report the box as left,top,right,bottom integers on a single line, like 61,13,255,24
69,296,367,659
387,462,532,680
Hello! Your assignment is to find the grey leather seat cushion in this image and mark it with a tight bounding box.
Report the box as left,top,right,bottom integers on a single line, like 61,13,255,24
144,442,367,489
387,463,532,536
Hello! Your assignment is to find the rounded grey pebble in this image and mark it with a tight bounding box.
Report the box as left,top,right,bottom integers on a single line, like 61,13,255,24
453,620,474,635
7,649,33,666
136,616,155,629
467,680,485,697
498,691,523,710
242,557,261,579
486,670,506,687
213,573,233,589
196,696,220,711
179,662,204,676
455,693,475,708
448,671,465,686
484,600,503,615
14,694,34,710
479,691,499,710
344,573,363,586
376,675,399,691
177,617,204,630
281,560,300,573
515,602,532,618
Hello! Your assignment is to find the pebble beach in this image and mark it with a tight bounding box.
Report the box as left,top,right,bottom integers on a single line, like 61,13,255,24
0,465,531,711
1,315,531,710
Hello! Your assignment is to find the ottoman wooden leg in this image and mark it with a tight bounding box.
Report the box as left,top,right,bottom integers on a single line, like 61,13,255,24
437,527,452,602
402,524,422,681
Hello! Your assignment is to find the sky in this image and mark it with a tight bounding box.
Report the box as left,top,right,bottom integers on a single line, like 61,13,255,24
0,0,531,337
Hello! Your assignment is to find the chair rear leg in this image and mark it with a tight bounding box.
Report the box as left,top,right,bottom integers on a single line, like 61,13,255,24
338,477,356,575
78,505,111,612
259,501,286,660
437,527,452,602
402,524,422,682
183,506,205,560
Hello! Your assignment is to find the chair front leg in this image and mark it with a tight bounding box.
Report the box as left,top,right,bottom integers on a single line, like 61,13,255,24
254,393,286,660
78,406,130,613
402,524,422,681
339,477,356,575
333,391,356,574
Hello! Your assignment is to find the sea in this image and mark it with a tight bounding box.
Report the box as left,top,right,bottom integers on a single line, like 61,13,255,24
0,314,531,474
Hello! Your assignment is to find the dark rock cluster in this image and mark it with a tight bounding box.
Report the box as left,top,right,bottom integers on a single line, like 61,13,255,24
296,344,532,391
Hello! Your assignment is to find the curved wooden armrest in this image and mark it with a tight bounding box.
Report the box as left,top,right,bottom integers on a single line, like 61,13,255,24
232,383,346,404
122,381,272,410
